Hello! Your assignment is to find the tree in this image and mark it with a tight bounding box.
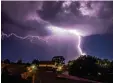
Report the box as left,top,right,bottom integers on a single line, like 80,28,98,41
26,63,30,66
68,55,98,77
32,59,39,65
52,56,65,65
1,60,4,63
110,60,113,73
68,56,113,82
4,59,10,64
17,59,22,64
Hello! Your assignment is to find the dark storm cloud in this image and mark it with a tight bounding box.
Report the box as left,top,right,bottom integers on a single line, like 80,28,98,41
1,11,36,36
37,1,113,35
1,11,13,24
98,2,113,19
1,1,48,36
38,1,63,21
2,1,113,36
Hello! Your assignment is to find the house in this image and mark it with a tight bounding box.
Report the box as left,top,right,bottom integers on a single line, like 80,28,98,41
39,61,56,68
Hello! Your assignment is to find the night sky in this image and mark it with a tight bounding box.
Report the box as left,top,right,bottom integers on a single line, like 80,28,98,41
1,1,113,62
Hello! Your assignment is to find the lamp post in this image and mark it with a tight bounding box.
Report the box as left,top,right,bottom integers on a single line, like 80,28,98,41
27,64,38,83
26,64,41,83
31,65,37,83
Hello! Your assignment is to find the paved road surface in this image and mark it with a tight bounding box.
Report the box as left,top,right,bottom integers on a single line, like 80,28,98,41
38,71,96,83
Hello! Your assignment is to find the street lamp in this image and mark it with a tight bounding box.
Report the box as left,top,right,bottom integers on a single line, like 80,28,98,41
27,64,38,83
57,66,62,71
56,65,63,74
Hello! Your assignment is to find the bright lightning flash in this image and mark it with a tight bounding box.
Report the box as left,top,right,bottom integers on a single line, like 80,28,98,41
47,26,86,55
2,25,86,58
2,32,48,43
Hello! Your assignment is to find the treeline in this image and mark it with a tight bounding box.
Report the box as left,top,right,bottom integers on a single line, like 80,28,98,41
1,59,39,66
68,55,113,83
2,56,65,65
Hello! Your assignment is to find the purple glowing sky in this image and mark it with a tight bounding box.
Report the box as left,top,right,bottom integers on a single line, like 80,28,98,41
1,1,113,62
2,25,86,59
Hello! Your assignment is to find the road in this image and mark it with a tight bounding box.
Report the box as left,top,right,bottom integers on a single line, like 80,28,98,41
1,64,101,83
37,70,98,83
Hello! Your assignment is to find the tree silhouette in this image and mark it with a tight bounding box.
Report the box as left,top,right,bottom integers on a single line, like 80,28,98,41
26,63,30,66
4,59,10,64
52,56,65,65
110,60,113,73
68,55,113,82
1,60,4,63
68,55,98,77
32,59,39,65
17,59,22,64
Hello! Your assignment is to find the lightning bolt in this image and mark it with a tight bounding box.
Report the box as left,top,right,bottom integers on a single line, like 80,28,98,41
78,36,86,55
2,25,86,59
47,26,86,56
1,32,48,43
